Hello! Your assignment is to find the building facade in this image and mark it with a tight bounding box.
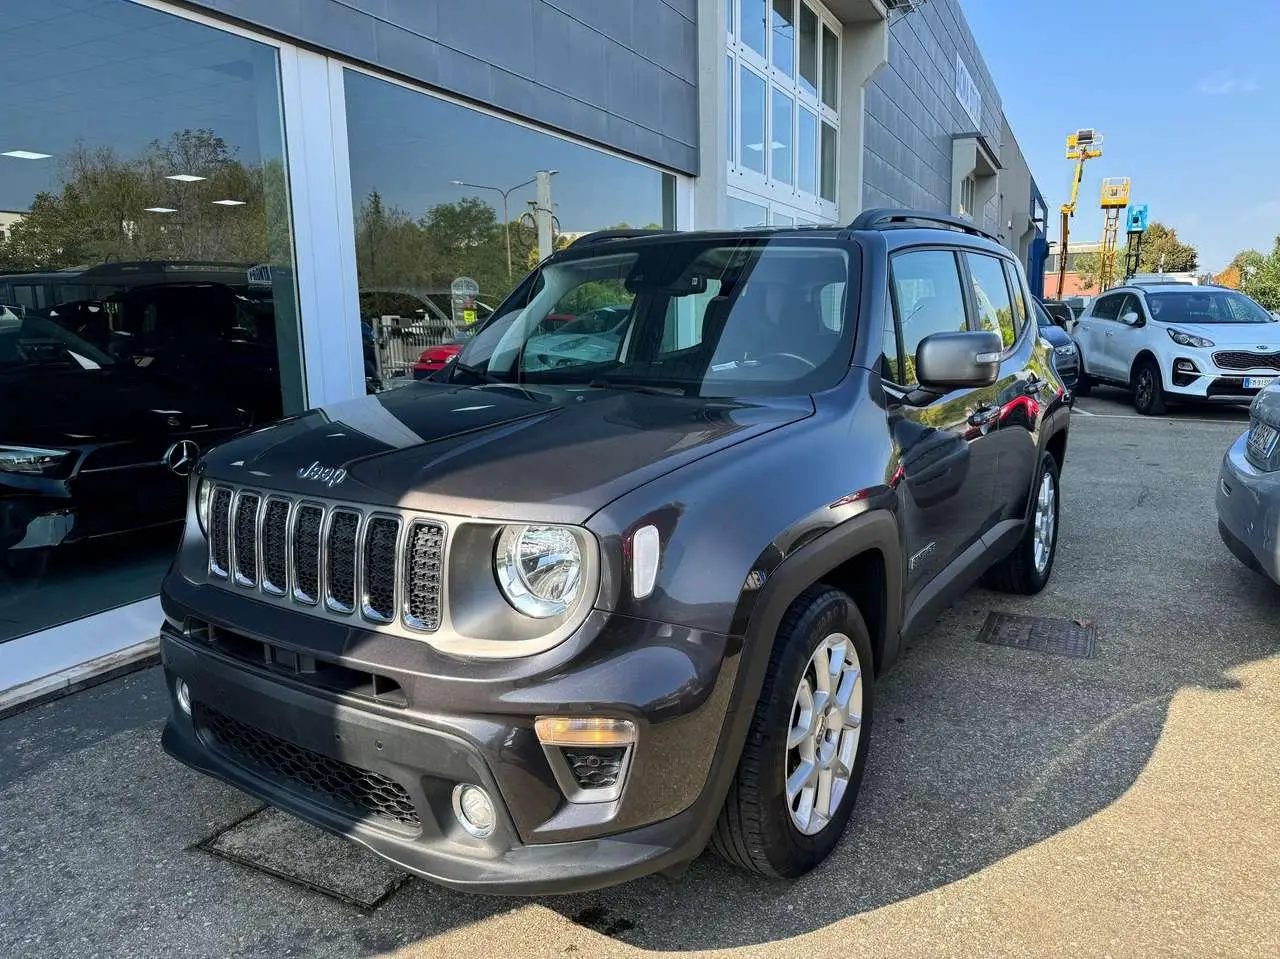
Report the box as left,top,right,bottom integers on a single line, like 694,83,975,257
0,0,1041,696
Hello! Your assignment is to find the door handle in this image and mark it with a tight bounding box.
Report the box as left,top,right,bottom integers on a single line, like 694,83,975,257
1023,374,1047,395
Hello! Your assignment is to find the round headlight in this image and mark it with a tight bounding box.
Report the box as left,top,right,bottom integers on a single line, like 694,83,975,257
495,525,582,618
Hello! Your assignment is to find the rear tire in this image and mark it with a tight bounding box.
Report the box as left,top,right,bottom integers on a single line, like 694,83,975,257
984,454,1060,595
1132,359,1166,415
711,585,874,879
1072,372,1093,396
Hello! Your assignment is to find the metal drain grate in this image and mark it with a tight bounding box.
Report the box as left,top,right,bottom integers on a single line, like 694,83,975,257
976,612,1097,659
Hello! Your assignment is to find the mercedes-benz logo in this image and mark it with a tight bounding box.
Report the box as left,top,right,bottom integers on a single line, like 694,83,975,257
163,440,200,476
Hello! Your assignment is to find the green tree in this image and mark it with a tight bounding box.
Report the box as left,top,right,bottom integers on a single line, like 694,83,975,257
1070,249,1124,293
1135,222,1198,273
1234,238,1280,311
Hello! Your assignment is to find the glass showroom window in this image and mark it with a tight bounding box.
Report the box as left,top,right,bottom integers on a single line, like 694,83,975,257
342,69,675,390
0,0,304,644
728,0,839,223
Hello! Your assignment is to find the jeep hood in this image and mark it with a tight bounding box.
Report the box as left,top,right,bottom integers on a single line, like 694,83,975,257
202,382,813,523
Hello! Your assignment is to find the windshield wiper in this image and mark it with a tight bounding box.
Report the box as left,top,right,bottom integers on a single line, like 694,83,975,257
587,377,688,396
449,360,504,384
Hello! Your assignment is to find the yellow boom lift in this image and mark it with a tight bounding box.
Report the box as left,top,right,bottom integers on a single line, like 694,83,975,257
1055,129,1103,299
1098,177,1131,292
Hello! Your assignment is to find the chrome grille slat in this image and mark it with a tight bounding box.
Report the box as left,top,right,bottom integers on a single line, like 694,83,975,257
404,520,446,632
261,498,291,596
362,516,401,623
325,509,360,614
209,487,233,577
292,504,324,605
232,492,262,588
203,483,448,638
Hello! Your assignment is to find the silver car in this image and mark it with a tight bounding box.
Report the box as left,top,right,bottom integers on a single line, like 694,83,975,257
1217,383,1280,582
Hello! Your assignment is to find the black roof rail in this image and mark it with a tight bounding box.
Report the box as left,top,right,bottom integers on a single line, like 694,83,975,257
846,208,999,243
568,228,672,247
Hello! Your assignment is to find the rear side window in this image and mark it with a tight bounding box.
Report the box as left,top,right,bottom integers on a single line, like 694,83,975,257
965,253,1018,349
1001,259,1029,333
886,249,969,385
1091,294,1124,320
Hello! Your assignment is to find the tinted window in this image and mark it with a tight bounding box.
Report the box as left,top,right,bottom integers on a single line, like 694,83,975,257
1091,294,1124,320
965,253,1017,348
888,249,969,385
1002,259,1028,334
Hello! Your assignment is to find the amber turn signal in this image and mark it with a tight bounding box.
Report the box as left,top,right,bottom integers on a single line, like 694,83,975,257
534,716,637,747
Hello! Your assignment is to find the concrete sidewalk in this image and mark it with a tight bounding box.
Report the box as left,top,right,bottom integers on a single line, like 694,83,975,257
2,412,1277,958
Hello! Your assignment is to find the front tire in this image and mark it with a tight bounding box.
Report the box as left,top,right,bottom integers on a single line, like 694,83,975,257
985,454,1061,594
1132,359,1167,415
711,586,874,878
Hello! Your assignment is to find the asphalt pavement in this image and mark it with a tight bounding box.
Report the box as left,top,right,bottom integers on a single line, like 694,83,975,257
2,405,1277,959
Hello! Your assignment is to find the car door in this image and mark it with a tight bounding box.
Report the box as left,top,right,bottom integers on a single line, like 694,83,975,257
883,248,999,604
1078,292,1126,380
1104,293,1148,382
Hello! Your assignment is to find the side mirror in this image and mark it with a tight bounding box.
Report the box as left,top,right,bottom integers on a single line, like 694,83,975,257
1121,310,1141,326
916,330,1002,390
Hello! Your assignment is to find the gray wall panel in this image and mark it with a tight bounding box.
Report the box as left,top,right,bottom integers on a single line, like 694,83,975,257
863,0,1004,233
182,0,698,173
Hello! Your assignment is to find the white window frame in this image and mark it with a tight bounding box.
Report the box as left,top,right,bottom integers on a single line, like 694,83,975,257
727,0,839,223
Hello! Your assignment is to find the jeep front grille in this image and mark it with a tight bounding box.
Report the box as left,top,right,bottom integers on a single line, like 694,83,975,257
206,485,446,634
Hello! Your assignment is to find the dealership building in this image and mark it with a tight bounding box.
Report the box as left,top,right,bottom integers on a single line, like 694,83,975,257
0,0,1045,699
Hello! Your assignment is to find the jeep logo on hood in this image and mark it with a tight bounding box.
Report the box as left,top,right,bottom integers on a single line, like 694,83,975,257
296,461,348,488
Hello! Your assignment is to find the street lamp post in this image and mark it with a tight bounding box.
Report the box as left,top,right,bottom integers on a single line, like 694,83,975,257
449,176,537,278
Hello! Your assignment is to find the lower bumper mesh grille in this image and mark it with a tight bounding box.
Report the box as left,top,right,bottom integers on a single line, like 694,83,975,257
195,702,421,827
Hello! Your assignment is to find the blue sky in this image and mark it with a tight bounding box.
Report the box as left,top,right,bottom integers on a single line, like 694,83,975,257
963,0,1280,273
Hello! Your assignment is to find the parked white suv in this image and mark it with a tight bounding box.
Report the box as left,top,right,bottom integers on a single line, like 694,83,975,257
1073,284,1280,414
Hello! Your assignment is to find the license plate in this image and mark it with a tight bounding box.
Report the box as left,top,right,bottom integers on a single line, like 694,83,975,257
1244,376,1276,389
1248,422,1278,459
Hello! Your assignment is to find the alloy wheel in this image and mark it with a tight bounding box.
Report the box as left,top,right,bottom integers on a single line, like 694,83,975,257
1135,369,1154,409
785,632,863,836
1033,468,1057,574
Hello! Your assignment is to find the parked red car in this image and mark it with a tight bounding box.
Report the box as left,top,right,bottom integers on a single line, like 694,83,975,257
412,327,476,380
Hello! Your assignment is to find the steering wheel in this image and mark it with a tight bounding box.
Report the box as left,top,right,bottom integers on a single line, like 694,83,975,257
751,351,818,371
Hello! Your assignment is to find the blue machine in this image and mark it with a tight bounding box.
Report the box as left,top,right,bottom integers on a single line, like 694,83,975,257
1127,204,1149,233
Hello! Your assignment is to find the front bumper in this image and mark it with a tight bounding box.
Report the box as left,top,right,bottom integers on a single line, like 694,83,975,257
159,579,739,895
1215,432,1280,584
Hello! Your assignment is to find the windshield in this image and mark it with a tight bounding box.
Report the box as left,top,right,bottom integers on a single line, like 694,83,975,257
0,313,116,371
1147,290,1275,325
451,236,856,397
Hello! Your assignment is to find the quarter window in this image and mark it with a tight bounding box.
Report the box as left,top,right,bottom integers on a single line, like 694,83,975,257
887,249,970,385
965,253,1018,349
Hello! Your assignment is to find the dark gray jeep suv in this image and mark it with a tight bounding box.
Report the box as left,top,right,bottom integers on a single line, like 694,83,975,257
160,210,1070,894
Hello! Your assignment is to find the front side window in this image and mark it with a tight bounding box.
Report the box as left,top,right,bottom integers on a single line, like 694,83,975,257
1090,293,1124,321
455,238,857,397
1002,260,1029,333
1146,290,1276,325
888,249,970,385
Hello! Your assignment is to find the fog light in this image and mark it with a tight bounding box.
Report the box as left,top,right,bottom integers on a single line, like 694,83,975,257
1175,359,1198,373
174,678,191,716
452,783,495,839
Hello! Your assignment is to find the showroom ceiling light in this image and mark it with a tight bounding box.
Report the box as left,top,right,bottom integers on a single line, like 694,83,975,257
144,207,178,213
2,150,52,160
166,173,206,182
212,199,245,206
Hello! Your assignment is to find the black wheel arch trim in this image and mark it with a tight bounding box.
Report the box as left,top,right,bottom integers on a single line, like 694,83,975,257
671,508,903,867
